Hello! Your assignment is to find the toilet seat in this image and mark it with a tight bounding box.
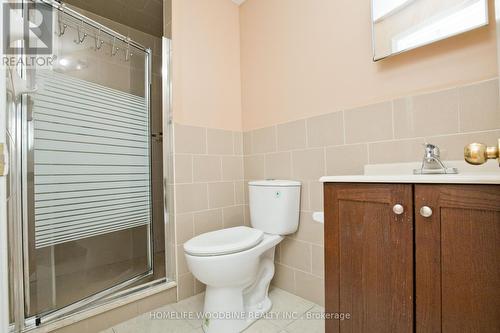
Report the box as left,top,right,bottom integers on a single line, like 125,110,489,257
184,226,264,256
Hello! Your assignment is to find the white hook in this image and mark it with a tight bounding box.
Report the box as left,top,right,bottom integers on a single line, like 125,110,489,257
74,20,87,44
94,27,104,50
57,6,67,37
111,37,119,56
125,39,131,61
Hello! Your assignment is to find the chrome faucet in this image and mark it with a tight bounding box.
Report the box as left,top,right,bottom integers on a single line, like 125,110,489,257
414,143,458,174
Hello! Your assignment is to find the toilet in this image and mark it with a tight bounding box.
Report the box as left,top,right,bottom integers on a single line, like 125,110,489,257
183,180,301,333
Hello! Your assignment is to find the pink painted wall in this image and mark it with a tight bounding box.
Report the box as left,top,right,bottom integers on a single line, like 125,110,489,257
239,0,498,130
171,0,242,131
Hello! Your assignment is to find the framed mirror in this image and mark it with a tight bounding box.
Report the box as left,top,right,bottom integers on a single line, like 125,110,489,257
371,0,489,61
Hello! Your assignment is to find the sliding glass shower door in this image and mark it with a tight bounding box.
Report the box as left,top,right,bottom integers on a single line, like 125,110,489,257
19,2,154,322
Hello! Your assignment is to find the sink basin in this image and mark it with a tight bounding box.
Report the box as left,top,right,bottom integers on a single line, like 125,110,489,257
320,160,500,184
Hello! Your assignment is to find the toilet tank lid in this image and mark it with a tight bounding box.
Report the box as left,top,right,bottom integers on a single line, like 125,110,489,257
183,226,264,256
248,180,301,187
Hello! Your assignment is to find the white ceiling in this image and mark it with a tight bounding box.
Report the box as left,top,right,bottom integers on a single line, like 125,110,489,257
232,0,246,5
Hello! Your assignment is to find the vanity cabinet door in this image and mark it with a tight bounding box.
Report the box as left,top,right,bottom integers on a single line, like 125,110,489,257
324,183,414,333
415,185,500,333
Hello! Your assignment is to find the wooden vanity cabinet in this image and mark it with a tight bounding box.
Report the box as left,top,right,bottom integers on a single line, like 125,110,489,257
324,183,500,333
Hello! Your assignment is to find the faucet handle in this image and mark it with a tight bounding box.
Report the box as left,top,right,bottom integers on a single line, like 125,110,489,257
423,143,440,158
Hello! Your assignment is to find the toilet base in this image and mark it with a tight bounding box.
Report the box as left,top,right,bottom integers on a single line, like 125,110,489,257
201,288,273,333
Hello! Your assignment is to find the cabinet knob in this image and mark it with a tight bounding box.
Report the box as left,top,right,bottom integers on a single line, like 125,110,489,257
392,204,404,215
420,206,433,218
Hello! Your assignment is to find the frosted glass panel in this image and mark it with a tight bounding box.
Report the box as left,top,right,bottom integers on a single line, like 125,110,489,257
32,70,151,248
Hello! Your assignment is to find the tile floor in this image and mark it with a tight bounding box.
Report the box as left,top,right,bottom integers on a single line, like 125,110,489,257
101,287,324,333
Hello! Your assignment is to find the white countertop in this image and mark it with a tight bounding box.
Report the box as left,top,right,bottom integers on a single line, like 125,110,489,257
320,161,500,184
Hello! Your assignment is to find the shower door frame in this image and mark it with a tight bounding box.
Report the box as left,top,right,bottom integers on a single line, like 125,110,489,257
7,1,174,332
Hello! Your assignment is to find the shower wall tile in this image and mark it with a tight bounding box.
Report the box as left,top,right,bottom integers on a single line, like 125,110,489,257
243,77,500,306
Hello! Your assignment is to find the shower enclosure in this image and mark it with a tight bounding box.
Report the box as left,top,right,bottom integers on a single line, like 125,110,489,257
6,1,173,331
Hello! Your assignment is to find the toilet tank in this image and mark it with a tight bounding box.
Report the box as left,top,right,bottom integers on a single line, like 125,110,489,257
248,180,301,235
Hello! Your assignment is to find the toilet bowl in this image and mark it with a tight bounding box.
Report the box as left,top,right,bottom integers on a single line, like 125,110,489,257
183,180,301,333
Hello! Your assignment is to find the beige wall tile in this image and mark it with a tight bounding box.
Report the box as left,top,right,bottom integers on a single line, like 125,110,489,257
326,144,367,175
174,124,206,154
195,278,206,294
193,155,222,182
296,184,308,215
426,130,500,160
223,205,245,228
394,88,459,138
272,263,296,293
280,238,311,272
207,129,234,155
193,209,223,235
311,245,324,278
252,126,277,153
208,182,235,208
175,213,194,245
244,155,266,180
459,79,500,132
277,120,307,151
291,212,324,246
222,156,244,181
368,139,423,164
307,111,344,147
176,183,208,213
177,245,189,275
344,102,393,144
309,181,324,212
244,204,251,226
174,154,192,183
243,131,253,154
266,152,292,179
178,273,195,300
233,132,243,155
292,149,325,180
294,271,325,306
234,181,246,205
